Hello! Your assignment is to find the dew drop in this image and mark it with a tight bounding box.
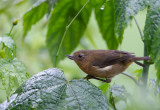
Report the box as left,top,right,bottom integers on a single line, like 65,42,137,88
100,5,104,10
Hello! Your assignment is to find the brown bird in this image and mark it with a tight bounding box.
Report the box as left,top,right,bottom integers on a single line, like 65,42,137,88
66,50,150,83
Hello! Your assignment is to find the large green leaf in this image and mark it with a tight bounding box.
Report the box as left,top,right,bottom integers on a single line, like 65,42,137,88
95,0,118,49
0,58,29,100
114,0,148,43
144,0,160,82
47,0,92,65
5,68,108,110
23,0,48,39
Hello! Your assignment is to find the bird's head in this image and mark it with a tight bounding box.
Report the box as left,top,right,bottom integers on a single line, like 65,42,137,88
66,50,90,65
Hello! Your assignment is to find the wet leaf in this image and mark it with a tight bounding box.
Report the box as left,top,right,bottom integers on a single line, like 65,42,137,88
23,0,48,39
7,68,108,110
0,58,29,101
144,0,160,83
110,84,128,100
95,0,118,49
47,0,92,65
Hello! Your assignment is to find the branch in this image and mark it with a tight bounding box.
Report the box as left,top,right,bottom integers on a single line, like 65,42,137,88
121,72,140,86
133,16,144,41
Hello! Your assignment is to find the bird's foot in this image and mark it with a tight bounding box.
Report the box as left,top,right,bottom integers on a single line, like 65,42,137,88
106,78,111,83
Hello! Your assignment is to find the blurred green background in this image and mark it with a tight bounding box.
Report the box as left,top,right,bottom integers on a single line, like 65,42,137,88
0,0,158,109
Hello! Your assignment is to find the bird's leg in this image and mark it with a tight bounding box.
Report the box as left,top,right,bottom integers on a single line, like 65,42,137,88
84,75,111,83
84,75,95,80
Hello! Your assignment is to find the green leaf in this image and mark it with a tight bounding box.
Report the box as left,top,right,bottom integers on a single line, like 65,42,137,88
7,68,108,110
144,0,160,83
95,0,118,49
0,58,29,100
0,36,16,60
23,0,48,39
99,83,110,94
114,0,148,43
47,0,92,65
133,69,142,78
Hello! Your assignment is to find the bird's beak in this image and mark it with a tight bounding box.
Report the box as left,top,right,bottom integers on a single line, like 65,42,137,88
66,55,74,60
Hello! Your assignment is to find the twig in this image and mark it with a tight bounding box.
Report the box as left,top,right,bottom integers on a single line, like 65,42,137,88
133,16,144,41
121,72,140,86
54,0,90,67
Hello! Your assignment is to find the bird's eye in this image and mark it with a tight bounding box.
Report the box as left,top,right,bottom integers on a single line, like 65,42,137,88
78,54,84,58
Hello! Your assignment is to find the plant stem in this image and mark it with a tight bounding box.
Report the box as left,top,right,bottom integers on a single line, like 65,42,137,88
8,25,14,36
142,42,150,87
133,16,150,87
110,92,117,110
54,0,90,67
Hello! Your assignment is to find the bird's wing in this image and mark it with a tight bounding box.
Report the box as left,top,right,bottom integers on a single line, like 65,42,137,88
92,50,135,68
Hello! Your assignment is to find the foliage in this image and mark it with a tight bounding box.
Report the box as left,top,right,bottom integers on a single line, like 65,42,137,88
1,0,160,109
1,68,108,110
22,0,149,65
47,0,92,65
23,0,48,39
94,0,119,49
144,0,160,83
0,35,29,101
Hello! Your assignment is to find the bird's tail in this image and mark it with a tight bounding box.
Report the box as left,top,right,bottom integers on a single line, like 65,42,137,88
132,56,150,67
132,56,150,61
